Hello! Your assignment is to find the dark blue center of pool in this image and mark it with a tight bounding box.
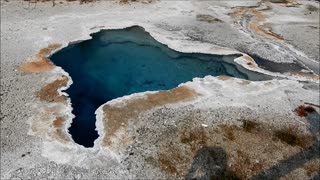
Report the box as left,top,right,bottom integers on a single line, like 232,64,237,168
50,26,248,147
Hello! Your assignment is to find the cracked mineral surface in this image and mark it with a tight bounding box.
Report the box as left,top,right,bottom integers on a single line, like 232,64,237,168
1,0,319,179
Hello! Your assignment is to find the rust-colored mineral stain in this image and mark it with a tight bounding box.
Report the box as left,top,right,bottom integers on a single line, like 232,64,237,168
52,116,70,143
53,117,65,128
20,43,62,73
102,86,198,147
37,76,68,103
230,7,283,41
238,80,251,85
53,128,70,143
292,72,320,81
249,21,284,41
38,43,62,56
217,75,232,81
243,55,258,68
20,57,55,73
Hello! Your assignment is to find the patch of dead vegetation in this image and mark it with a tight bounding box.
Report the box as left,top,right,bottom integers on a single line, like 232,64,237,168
102,86,198,149
19,43,62,73
274,125,315,148
19,57,55,73
180,128,209,152
53,129,70,142
158,145,186,175
152,119,316,179
36,76,68,103
196,14,223,23
303,158,320,177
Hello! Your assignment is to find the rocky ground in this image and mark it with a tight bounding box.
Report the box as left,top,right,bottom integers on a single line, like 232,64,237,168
1,0,319,179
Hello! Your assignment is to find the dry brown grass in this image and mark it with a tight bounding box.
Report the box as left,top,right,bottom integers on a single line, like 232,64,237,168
180,128,209,152
303,159,320,177
274,125,315,148
158,146,184,175
150,118,317,179
242,120,259,133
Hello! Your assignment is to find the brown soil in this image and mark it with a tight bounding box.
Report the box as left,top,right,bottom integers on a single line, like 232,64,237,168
153,119,316,179
230,7,284,41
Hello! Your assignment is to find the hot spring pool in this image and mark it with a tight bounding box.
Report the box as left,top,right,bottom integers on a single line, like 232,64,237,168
50,26,248,147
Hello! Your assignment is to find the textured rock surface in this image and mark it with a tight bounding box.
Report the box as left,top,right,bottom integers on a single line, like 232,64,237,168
1,0,319,179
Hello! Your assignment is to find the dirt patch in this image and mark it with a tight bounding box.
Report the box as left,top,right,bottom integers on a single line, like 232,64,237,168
303,158,320,177
242,120,259,133
102,86,198,149
36,76,68,103
19,43,62,73
196,14,223,23
180,128,209,152
274,125,315,148
152,119,316,179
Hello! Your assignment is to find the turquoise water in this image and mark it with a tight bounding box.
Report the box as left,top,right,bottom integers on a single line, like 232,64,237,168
50,26,248,147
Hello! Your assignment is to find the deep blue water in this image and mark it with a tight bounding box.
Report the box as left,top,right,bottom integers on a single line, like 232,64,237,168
50,26,248,147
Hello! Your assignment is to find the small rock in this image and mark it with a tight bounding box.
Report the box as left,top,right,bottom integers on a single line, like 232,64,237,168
201,124,208,127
